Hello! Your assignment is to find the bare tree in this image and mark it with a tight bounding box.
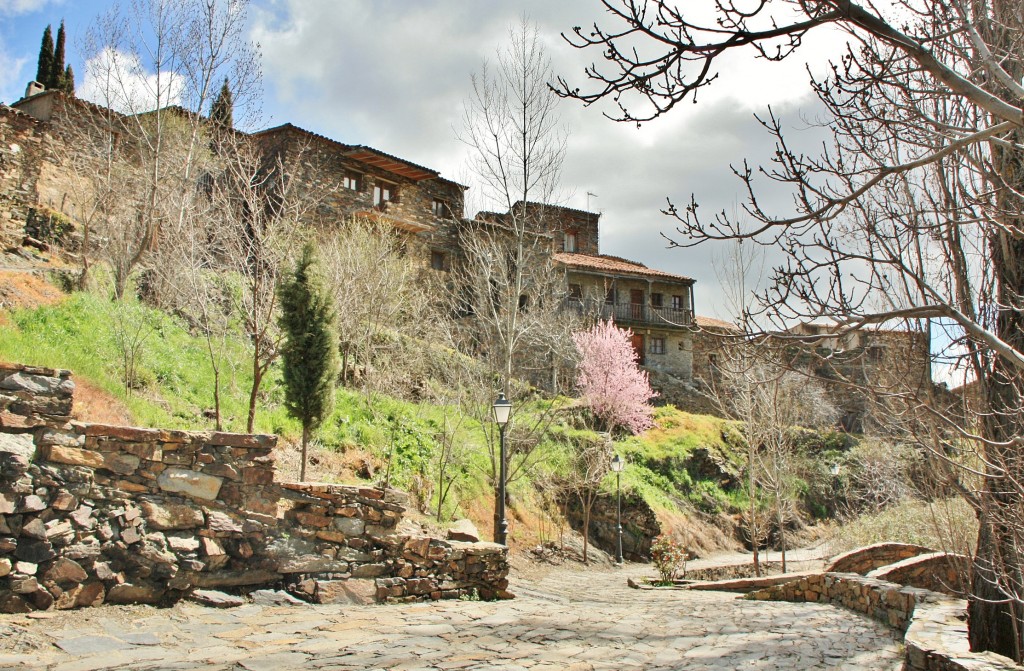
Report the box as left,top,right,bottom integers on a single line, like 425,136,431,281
209,133,304,433
455,18,583,539
559,0,1024,658
65,0,259,299
320,217,441,394
560,433,613,564
456,17,571,393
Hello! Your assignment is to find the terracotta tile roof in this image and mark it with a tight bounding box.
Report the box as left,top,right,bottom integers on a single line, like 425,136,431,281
553,253,692,283
0,104,40,123
695,315,739,331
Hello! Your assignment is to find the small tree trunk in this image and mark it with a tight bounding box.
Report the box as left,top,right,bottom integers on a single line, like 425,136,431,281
247,355,262,434
581,498,591,564
778,503,787,573
300,424,309,482
749,470,760,577
213,366,222,431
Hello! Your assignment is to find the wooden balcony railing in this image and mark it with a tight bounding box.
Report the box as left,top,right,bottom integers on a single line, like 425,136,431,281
565,298,692,327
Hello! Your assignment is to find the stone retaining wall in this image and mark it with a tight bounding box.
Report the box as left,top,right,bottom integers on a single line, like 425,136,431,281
0,362,509,613
747,572,1020,670
686,559,820,582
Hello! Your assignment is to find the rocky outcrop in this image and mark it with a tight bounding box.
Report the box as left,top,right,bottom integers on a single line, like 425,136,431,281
565,490,660,561
0,362,510,613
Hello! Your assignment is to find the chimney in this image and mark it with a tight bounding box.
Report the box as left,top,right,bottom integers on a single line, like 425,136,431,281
24,81,46,99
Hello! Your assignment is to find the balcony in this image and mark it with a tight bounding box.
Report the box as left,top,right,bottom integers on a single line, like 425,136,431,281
565,298,692,328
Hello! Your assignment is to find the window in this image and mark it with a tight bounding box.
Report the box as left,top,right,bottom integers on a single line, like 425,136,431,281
562,230,578,252
432,198,453,219
373,182,395,209
342,171,361,191
672,295,684,310
651,293,663,308
651,337,666,355
430,251,446,271
605,286,616,304
568,284,583,300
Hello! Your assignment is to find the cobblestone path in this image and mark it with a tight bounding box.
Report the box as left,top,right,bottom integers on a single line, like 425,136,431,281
0,563,903,671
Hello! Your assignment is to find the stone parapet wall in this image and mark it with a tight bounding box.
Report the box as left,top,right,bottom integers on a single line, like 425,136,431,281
867,552,968,597
747,572,1020,670
0,362,509,613
748,571,926,630
826,541,933,575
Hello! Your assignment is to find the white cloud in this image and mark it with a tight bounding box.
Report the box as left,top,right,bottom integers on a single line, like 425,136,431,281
0,0,61,16
0,40,27,103
250,1,837,321
79,47,183,114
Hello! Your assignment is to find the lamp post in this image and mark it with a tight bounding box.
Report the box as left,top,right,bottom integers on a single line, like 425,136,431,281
611,453,624,564
492,393,512,545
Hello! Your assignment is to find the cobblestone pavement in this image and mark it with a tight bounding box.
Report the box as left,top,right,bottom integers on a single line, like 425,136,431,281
0,562,903,671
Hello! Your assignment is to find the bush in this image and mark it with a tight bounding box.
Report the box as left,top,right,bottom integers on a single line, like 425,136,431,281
650,534,688,583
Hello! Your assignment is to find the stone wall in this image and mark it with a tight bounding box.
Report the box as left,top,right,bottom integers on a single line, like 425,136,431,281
747,571,1020,670
867,552,968,597
566,490,661,561
0,362,509,613
0,106,44,247
826,542,933,574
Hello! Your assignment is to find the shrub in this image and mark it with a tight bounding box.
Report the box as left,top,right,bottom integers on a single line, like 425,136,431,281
650,534,688,583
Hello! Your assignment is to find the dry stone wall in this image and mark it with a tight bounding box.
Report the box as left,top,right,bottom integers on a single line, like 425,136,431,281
0,362,509,613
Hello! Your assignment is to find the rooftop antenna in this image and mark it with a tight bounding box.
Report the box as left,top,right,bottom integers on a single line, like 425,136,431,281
586,191,598,212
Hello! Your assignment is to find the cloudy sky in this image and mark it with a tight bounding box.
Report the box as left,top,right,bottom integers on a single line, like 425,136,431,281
0,0,843,321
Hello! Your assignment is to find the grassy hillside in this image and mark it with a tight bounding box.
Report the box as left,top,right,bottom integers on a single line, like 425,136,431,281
0,277,821,553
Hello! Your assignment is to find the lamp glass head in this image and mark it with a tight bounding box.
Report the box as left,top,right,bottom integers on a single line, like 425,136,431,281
492,393,512,426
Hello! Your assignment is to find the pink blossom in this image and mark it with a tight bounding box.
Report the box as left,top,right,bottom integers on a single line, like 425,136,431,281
572,319,657,434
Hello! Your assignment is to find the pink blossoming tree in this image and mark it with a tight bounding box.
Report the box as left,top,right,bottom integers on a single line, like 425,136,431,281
572,319,657,434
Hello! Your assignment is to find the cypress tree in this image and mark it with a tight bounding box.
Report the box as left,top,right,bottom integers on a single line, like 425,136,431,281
210,77,234,129
52,21,66,89
35,24,54,88
61,65,75,96
278,242,338,481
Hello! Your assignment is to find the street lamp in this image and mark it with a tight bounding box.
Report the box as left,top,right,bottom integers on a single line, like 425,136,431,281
492,393,512,545
611,453,625,564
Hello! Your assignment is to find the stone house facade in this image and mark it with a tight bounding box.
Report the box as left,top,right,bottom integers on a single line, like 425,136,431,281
470,201,697,382
2,85,701,384
783,320,933,432
690,316,933,431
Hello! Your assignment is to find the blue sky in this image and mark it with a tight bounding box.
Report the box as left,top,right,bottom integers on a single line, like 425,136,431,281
0,0,835,326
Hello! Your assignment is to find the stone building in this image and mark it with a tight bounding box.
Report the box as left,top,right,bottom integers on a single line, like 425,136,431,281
470,201,698,383
783,320,932,432
1,84,700,386
690,315,741,390
251,123,468,268
690,315,933,431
